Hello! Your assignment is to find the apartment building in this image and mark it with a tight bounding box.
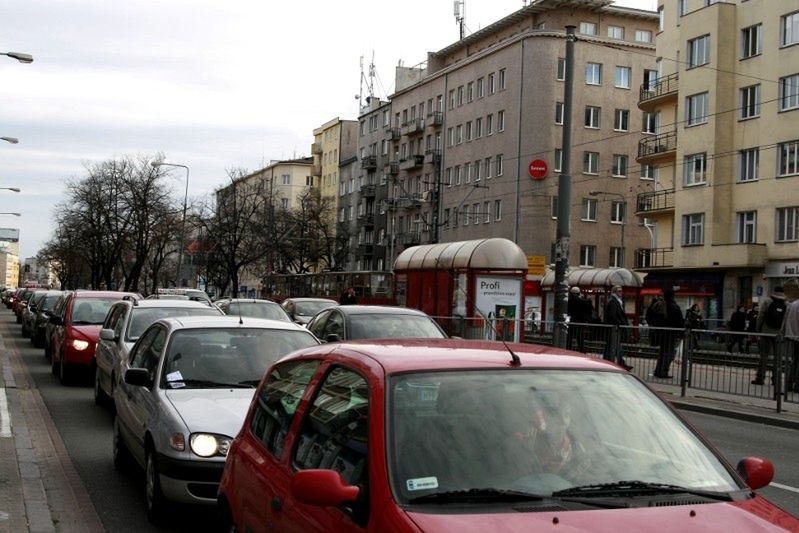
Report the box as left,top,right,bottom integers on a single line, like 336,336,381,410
0,251,19,288
312,117,358,226
370,0,657,271
636,0,799,320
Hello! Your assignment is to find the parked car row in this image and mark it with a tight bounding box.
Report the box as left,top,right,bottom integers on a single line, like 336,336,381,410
4,287,798,531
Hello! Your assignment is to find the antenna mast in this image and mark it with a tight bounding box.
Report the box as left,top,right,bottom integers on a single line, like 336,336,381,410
454,0,465,40
357,53,377,111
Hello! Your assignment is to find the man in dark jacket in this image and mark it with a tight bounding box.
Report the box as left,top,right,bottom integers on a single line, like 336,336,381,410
654,289,683,378
567,287,590,352
603,285,633,371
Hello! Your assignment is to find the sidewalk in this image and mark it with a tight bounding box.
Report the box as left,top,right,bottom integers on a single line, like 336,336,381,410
0,327,103,533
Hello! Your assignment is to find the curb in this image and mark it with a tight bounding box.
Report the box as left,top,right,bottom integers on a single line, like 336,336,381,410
671,399,799,431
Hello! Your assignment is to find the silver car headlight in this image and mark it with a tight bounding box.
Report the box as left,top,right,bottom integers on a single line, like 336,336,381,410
190,433,233,458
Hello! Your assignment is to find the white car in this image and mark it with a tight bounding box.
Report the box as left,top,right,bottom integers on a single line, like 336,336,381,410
94,299,223,406
113,315,319,523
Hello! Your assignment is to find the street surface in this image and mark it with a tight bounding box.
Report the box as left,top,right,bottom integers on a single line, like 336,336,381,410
4,312,798,531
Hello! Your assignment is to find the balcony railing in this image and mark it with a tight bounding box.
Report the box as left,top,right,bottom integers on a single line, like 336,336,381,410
636,188,675,214
634,247,673,269
360,184,376,197
357,213,375,226
361,155,377,170
426,111,444,127
400,154,425,171
639,72,679,105
385,127,400,140
638,131,677,160
385,161,399,174
424,149,442,165
401,118,424,136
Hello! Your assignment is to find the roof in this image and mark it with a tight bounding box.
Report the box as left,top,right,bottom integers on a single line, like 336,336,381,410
393,238,528,271
73,290,141,299
158,315,310,332
329,305,429,316
282,297,338,303
540,267,643,288
291,338,620,374
132,299,218,309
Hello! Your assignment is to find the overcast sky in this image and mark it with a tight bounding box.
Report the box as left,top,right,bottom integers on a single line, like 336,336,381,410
1,0,656,259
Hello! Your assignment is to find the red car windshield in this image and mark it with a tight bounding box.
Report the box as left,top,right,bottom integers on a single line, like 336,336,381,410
71,298,119,325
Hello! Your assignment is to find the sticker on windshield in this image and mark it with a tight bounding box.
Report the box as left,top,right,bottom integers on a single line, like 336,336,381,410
406,477,438,491
166,371,185,388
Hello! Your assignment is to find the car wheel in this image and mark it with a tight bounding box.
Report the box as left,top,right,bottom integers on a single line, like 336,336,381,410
145,448,166,523
112,416,132,472
217,501,238,533
94,366,108,406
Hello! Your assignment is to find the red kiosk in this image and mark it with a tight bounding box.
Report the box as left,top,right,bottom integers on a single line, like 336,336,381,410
393,238,528,340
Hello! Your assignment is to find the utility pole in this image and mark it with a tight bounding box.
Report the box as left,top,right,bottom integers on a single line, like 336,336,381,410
553,26,576,348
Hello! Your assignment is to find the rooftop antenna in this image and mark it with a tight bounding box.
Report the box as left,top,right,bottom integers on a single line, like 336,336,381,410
357,53,377,111
454,0,465,39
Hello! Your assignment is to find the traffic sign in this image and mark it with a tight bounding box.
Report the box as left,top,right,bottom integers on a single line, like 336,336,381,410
529,159,548,180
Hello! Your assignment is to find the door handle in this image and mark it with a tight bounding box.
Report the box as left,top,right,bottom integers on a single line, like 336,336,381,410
271,497,282,511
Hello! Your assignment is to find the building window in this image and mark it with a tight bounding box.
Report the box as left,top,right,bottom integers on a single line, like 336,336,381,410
484,201,490,223
686,92,709,126
781,11,799,47
610,247,624,268
486,114,494,135
678,0,688,17
614,109,629,131
741,24,762,59
607,25,624,39
581,198,598,221
475,117,483,138
281,198,289,209
738,148,759,182
445,167,452,187
683,213,705,245
496,154,503,176
635,29,652,43
456,85,464,106
551,196,559,219
499,68,506,90
579,22,597,35
454,165,461,185
466,81,473,103
452,208,459,227
447,127,454,146
443,208,450,229
614,66,631,89
583,152,599,174
612,155,628,177
557,58,566,81
684,153,707,186
640,164,655,180
736,211,757,243
464,162,472,183
465,121,472,141
611,201,626,224
740,84,761,119
776,206,799,242
498,110,506,132
688,35,710,68
658,6,664,32
485,157,491,179
488,73,496,94
477,77,484,98
585,106,601,128
643,111,657,134
282,174,291,185
494,199,502,221
473,203,480,223
463,205,470,226
474,159,481,181
554,149,563,172
779,74,799,111
448,89,455,110
778,140,799,176
586,62,602,85
555,102,564,125
579,245,596,267
456,124,463,144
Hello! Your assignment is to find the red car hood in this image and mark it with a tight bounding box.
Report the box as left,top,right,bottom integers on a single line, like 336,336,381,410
405,497,799,532
69,324,102,342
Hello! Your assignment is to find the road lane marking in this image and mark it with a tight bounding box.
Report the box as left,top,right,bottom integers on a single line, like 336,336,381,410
772,482,799,494
0,388,10,438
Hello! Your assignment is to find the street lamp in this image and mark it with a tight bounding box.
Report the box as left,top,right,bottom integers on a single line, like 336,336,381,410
0,188,21,193
0,212,21,216
589,191,625,267
1,52,33,64
1,137,19,144
151,161,190,287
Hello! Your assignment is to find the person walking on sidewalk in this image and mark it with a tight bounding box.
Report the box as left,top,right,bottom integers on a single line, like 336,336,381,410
654,289,683,379
753,287,787,385
782,278,799,393
684,303,704,349
727,304,748,353
745,303,759,353
567,287,591,352
602,285,633,371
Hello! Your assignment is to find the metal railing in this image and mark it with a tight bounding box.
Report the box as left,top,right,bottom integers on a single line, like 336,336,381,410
636,188,675,214
634,247,674,268
639,72,679,103
638,131,677,159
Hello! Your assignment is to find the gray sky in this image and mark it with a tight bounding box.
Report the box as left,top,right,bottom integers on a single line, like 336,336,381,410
1,0,656,259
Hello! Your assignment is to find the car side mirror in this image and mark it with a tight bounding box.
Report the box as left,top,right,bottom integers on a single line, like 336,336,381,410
737,457,774,490
325,333,340,343
100,328,116,341
291,470,359,507
124,368,153,388
49,315,63,326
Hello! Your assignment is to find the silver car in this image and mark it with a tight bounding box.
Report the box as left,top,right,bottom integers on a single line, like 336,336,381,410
94,299,223,406
113,315,320,523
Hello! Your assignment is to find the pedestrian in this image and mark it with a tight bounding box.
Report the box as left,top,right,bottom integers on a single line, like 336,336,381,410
654,289,683,379
727,304,747,353
744,303,759,353
752,287,787,385
645,294,666,348
782,278,799,393
684,303,704,348
602,285,633,370
567,287,589,352
340,286,358,305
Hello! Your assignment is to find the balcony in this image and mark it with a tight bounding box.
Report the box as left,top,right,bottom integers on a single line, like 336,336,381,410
397,194,424,209
311,142,322,155
424,149,441,165
400,154,425,171
358,243,386,256
401,118,424,137
360,184,376,198
311,164,322,177
357,213,375,226
638,73,679,110
398,232,421,246
361,155,377,170
385,127,400,140
426,111,444,127
706,243,768,268
634,247,673,269
635,188,675,215
637,131,677,163
385,161,399,175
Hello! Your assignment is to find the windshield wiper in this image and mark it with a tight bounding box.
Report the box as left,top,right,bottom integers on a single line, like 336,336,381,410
552,481,733,501
409,488,546,504
168,379,254,389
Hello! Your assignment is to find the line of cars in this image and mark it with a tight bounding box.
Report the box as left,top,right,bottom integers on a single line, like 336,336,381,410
3,287,798,531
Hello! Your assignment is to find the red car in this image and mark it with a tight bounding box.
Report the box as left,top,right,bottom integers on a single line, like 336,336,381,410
50,290,140,384
217,339,798,532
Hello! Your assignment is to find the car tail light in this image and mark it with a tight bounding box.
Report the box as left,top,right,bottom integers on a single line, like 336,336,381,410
71,339,90,351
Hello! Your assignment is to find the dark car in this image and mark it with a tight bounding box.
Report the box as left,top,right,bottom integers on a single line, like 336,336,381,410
28,290,65,347
280,297,337,325
306,305,447,343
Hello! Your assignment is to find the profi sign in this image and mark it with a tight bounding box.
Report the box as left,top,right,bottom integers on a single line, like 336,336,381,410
528,159,548,180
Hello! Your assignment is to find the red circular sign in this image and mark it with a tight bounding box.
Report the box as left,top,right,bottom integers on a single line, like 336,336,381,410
529,159,548,180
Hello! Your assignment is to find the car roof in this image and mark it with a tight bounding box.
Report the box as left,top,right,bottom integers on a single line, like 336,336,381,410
284,297,337,303
130,299,218,309
325,305,429,316
72,290,140,299
288,338,620,374
221,298,278,304
156,315,309,331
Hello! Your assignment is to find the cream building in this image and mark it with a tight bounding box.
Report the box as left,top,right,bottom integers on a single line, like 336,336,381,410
636,0,799,320
0,251,19,288
312,118,358,227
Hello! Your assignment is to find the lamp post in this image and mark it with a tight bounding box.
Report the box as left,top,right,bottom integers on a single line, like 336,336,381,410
1,52,33,64
1,137,19,144
0,212,21,216
151,161,190,287
589,191,626,267
0,188,20,193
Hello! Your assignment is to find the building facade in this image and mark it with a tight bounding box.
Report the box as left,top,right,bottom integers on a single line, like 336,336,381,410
636,0,799,320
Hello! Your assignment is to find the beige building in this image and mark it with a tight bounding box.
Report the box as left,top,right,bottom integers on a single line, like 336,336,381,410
312,118,358,227
635,0,799,321
0,251,19,288
381,0,658,272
